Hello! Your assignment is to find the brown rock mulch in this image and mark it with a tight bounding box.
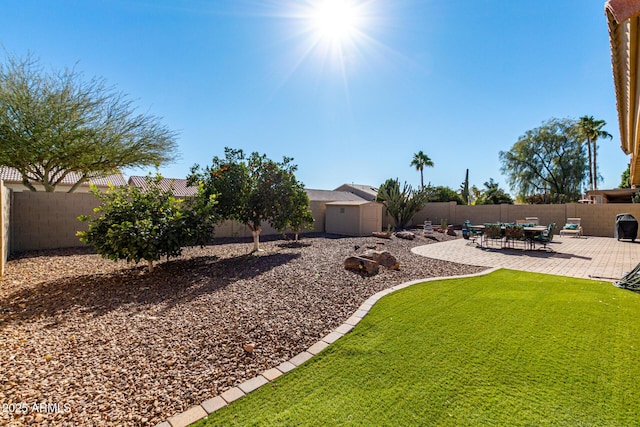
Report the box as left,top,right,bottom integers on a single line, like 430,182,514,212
0,232,486,426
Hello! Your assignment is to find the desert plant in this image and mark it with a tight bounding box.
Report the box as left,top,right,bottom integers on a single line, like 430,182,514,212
377,178,428,229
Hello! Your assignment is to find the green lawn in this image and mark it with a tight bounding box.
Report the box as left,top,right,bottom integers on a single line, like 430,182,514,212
192,269,640,426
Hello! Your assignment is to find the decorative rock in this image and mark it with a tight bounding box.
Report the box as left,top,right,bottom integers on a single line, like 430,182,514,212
395,231,416,240
372,232,392,239
243,343,255,353
344,256,380,275
446,227,457,236
360,250,400,270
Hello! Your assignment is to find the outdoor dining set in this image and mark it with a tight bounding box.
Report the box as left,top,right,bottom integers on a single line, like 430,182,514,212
462,218,557,251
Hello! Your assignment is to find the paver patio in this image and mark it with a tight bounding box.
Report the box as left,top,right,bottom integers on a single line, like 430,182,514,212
412,235,640,282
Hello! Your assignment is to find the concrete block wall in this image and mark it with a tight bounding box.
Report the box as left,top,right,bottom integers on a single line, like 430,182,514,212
11,192,99,252
416,202,640,237
213,200,325,238
8,193,330,253
574,204,640,237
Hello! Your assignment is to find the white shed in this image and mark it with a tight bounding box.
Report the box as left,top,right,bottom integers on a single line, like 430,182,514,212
325,201,383,236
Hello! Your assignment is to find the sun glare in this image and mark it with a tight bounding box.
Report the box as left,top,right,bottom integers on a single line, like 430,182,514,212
267,0,396,92
311,0,360,41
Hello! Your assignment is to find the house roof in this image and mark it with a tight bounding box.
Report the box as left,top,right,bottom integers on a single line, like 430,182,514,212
0,166,127,188
606,0,640,185
586,187,637,203
305,188,367,202
325,200,379,206
606,0,640,23
127,176,198,197
333,183,378,201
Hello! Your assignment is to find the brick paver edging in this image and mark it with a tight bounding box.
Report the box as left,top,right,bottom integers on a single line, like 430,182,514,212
155,267,499,427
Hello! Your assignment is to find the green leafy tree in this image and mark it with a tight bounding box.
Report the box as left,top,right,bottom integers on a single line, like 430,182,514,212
499,118,587,203
470,185,482,205
0,51,178,192
284,188,315,240
424,185,464,204
410,151,434,190
620,163,631,189
77,174,217,272
188,148,312,252
578,115,612,191
475,178,514,205
377,178,428,229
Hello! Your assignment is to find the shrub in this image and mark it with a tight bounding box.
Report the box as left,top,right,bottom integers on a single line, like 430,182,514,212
78,174,217,272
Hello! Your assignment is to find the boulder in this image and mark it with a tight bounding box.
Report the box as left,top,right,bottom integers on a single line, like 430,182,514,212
360,250,400,270
344,256,380,275
395,231,415,240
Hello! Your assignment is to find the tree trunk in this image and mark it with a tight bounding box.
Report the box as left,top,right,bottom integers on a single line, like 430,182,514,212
147,260,154,273
593,139,598,190
586,137,593,191
295,232,299,241
251,224,263,252
420,168,424,190
22,178,37,192
67,176,90,193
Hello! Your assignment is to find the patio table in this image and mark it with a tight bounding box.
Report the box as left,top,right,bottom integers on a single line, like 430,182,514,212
469,224,547,249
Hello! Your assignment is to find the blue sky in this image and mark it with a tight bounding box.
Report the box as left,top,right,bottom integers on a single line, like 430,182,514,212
0,0,628,194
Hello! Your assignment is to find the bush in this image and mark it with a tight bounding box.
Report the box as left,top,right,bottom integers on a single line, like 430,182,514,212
78,174,217,272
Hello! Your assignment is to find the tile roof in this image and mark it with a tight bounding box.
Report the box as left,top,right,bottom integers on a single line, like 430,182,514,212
128,176,198,197
0,166,127,188
606,0,640,23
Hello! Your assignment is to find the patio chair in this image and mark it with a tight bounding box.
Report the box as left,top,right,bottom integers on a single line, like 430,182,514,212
483,223,504,248
525,217,540,225
463,220,482,245
533,223,556,250
504,224,527,249
559,218,583,237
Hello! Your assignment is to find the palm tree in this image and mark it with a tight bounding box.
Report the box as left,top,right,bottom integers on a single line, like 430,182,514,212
578,116,612,191
410,151,434,190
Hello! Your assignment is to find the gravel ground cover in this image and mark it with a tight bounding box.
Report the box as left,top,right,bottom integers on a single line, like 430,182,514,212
0,232,486,426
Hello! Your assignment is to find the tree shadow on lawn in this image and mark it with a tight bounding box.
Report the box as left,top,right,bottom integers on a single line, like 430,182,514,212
0,251,300,327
